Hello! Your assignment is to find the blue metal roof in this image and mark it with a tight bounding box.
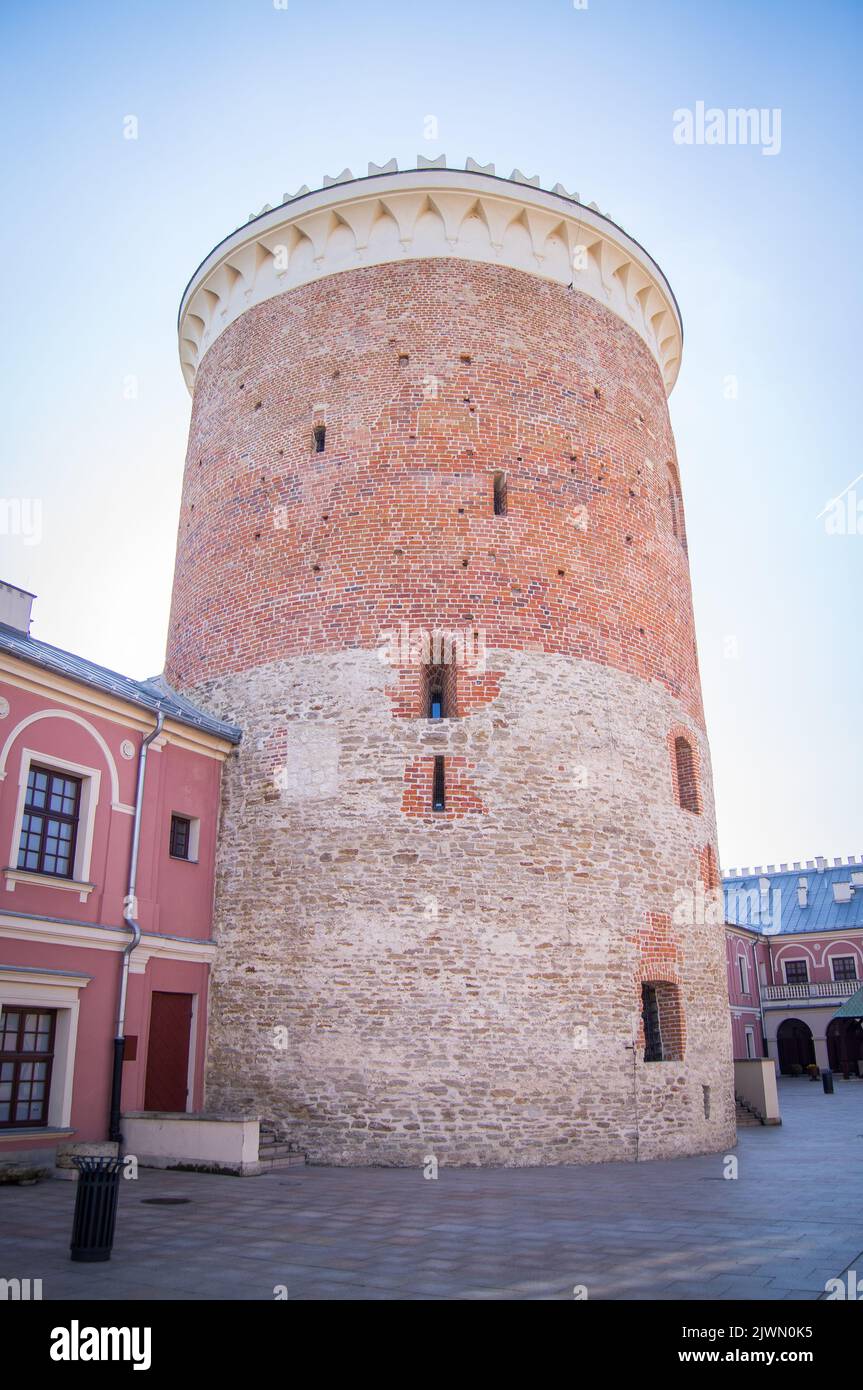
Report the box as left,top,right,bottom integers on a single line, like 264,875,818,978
723,860,863,935
0,623,242,745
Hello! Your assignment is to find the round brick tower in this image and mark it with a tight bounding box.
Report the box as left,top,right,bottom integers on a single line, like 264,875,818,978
168,161,734,1165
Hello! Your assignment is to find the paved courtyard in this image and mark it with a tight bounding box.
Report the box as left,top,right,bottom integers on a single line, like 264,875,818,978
3,1079,862,1300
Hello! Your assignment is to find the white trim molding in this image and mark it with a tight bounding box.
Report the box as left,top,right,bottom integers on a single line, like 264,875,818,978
0,966,92,1130
0,912,216,972
179,166,683,395
0,710,121,802
5,747,102,901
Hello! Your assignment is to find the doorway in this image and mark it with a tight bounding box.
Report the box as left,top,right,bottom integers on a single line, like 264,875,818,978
144,992,193,1112
776,1017,815,1074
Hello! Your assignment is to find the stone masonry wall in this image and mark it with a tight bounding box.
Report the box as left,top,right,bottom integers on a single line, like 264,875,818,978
167,256,734,1164
193,648,733,1164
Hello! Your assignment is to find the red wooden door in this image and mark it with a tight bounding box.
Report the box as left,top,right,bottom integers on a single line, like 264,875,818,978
144,992,193,1112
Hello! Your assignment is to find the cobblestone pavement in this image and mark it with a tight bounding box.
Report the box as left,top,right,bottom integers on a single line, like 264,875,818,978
2,1080,861,1301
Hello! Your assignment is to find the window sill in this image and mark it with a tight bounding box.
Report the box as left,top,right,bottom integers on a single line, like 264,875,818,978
169,855,198,865
3,869,95,903
0,1126,75,1142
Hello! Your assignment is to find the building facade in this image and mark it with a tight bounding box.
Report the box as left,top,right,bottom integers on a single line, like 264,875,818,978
166,159,735,1165
0,581,239,1170
724,858,863,1076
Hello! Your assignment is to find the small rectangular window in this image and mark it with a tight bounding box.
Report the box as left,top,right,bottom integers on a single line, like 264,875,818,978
785,959,809,985
493,472,507,516
745,1027,756,1060
738,956,749,994
432,756,445,812
313,424,326,453
169,814,192,861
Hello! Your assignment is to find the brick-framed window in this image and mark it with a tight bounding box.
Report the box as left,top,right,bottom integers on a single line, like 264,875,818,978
666,462,687,553
16,766,81,879
784,959,809,985
641,980,685,1062
0,1008,56,1128
832,956,858,982
493,471,507,516
673,736,700,814
432,756,446,812
422,662,457,720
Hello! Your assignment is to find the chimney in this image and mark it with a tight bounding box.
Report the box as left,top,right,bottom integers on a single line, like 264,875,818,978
797,876,809,908
0,581,35,634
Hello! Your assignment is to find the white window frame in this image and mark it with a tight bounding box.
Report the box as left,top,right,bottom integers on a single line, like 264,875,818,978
738,953,749,995
169,813,200,865
830,954,858,983
783,957,809,985
5,749,101,902
744,1026,756,1059
0,969,91,1131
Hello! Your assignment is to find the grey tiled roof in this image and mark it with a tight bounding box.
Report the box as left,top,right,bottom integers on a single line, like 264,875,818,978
0,623,241,744
723,860,863,935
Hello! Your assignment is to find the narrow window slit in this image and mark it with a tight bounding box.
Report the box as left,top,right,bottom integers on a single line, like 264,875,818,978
493,472,507,516
432,756,446,812
313,424,326,453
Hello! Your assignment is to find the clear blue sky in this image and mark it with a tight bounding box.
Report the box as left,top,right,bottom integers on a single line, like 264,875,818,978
1,0,860,868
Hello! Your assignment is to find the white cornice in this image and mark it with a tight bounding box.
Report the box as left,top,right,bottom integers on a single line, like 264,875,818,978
178,166,683,396
0,913,216,971
0,658,235,761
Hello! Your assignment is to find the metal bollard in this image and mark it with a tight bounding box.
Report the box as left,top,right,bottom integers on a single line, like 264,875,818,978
69,1155,123,1262
822,1069,834,1095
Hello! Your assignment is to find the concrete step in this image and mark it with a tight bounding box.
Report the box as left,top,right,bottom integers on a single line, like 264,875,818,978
735,1099,763,1126
258,1152,306,1169
259,1142,299,1158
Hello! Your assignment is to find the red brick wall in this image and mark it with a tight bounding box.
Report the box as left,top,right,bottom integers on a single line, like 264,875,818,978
166,258,704,727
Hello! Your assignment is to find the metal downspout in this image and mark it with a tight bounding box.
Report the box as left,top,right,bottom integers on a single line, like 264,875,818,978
108,709,164,1143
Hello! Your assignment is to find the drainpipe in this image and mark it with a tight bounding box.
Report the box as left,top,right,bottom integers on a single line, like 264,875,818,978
109,709,164,1144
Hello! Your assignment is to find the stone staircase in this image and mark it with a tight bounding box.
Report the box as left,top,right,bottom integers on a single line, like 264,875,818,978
258,1122,307,1171
735,1096,764,1127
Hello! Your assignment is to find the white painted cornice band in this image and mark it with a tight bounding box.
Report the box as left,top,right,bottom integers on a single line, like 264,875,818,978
178,167,683,396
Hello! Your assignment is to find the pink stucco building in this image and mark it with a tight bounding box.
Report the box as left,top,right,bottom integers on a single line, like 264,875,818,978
0,580,239,1171
724,860,863,1076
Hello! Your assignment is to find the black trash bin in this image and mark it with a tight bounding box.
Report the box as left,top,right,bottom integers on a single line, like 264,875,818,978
70,1155,123,1262
822,1069,834,1095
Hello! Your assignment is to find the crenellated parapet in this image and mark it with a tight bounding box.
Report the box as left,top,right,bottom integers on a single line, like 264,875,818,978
178,158,682,395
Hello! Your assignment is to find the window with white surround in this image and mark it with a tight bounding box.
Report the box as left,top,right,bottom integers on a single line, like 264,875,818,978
831,956,858,982
0,969,90,1131
17,767,80,878
784,958,809,985
169,814,200,863
745,1027,756,1060
6,750,101,900
738,954,749,995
